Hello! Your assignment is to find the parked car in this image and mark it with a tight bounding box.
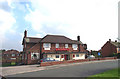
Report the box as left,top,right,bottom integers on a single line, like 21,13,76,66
87,55,95,59
38,58,57,63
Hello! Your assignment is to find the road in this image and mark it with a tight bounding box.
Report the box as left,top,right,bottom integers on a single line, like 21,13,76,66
6,59,118,77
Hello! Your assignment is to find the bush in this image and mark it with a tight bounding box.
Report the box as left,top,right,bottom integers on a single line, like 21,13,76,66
113,53,118,57
11,62,16,65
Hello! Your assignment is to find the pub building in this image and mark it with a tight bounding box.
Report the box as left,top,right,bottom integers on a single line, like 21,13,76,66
22,30,88,64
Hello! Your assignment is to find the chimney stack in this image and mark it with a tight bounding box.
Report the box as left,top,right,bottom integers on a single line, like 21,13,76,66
24,30,27,38
115,40,117,42
109,39,111,42
77,36,80,41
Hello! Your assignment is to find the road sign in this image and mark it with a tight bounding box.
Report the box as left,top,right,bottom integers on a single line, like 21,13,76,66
98,52,101,56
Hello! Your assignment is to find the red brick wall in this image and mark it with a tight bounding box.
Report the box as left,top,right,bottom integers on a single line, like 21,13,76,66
40,57,117,66
2,50,21,63
24,43,87,64
26,43,41,64
101,41,117,57
42,43,87,53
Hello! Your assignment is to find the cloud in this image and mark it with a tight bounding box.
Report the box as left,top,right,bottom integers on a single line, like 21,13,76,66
0,0,16,49
0,1,11,12
25,0,118,50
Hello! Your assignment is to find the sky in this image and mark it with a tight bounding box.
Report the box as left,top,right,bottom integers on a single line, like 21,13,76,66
0,0,119,51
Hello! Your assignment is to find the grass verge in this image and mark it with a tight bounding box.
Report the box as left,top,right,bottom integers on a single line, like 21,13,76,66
87,68,120,79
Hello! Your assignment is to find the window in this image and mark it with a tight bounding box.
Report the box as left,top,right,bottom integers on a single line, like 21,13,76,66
56,43,59,48
6,54,9,57
73,54,75,57
11,58,16,60
12,54,15,57
61,55,64,58
76,54,79,57
51,55,53,57
56,55,59,58
65,44,68,48
72,44,78,50
22,54,24,59
43,43,51,50
25,54,27,59
31,53,40,60
4,54,6,56
119,48,120,51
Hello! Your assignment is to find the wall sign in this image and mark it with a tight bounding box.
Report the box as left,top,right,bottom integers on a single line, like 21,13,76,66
56,48,69,51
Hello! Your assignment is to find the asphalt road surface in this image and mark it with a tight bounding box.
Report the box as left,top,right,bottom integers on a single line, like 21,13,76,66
6,60,119,77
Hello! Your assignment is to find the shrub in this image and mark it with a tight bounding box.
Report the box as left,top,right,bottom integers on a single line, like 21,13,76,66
11,62,16,65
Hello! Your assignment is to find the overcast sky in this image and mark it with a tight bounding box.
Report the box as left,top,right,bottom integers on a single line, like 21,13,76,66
0,0,119,51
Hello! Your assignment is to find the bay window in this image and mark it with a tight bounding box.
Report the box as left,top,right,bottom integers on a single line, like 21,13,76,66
31,53,39,60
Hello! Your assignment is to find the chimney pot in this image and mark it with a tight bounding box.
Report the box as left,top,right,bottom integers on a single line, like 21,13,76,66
115,40,117,42
77,36,80,41
109,39,111,42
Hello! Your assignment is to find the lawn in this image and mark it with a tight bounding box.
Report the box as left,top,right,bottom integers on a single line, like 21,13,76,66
87,68,120,79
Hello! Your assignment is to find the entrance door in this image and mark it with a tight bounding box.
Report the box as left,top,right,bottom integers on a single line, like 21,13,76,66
64,55,69,60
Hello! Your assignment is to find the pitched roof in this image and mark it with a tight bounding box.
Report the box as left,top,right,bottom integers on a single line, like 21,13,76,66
111,41,120,47
25,37,42,43
41,35,81,44
3,49,19,54
24,35,83,44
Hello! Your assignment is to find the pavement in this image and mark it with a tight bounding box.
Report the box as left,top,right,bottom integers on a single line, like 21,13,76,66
1,59,119,77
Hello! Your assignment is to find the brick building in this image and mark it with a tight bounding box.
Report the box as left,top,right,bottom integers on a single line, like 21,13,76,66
101,39,120,57
2,49,21,64
22,30,88,64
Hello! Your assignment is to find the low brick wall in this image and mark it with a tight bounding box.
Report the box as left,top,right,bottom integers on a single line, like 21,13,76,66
40,57,117,66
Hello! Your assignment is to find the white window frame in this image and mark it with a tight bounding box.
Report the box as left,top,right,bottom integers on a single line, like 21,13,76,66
76,54,79,57
56,43,59,48
31,52,40,60
12,54,15,57
65,44,68,48
72,44,78,50
56,55,59,58
43,43,51,50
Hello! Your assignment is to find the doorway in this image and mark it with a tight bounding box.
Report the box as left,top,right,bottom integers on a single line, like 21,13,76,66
64,54,70,60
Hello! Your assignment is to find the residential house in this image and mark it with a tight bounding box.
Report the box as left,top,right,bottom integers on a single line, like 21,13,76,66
22,30,88,64
101,39,120,57
2,49,21,64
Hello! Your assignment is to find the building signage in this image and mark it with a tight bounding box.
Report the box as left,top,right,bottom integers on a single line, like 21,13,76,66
56,48,69,51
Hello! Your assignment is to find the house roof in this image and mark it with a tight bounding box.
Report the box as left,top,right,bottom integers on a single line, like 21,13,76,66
111,41,120,47
3,49,19,54
25,37,42,43
41,35,81,44
25,35,82,44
